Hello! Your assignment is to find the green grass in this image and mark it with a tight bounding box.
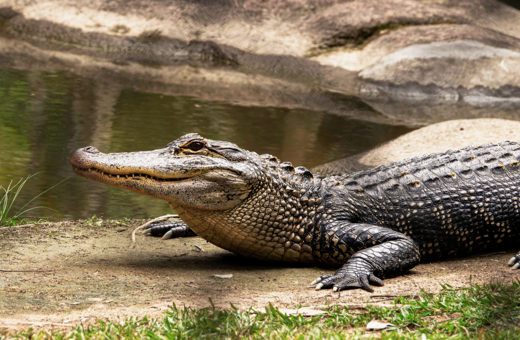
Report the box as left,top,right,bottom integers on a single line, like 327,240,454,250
84,214,103,226
0,174,66,226
3,280,520,339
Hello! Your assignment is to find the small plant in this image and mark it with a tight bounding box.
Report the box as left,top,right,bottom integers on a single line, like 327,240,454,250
85,214,103,226
0,174,67,226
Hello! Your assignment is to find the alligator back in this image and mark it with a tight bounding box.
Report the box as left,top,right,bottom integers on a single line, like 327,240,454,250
328,141,520,261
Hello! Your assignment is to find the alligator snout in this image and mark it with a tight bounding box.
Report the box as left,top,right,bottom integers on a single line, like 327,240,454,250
70,146,102,169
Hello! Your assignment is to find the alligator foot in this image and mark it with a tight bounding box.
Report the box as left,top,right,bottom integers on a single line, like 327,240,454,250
309,222,419,292
144,221,197,239
311,270,384,293
507,253,520,270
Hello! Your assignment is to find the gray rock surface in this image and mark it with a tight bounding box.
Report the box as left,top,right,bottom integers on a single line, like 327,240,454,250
312,119,520,176
0,0,520,119
360,40,520,88
358,40,520,102
314,24,520,71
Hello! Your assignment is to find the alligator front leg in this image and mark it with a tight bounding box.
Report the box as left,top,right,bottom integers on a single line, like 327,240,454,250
144,221,197,239
312,222,420,292
507,254,520,270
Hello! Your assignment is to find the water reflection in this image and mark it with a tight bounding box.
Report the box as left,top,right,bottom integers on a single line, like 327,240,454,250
0,66,413,221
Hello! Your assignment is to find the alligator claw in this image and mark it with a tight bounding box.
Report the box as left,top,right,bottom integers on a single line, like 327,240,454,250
143,221,197,239
311,274,332,285
313,271,384,293
335,273,383,292
162,229,174,240
508,254,520,269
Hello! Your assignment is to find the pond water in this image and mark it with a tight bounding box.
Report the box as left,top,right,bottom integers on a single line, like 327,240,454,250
0,66,414,221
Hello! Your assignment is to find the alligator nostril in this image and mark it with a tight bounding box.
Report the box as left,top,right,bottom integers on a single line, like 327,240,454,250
84,146,100,153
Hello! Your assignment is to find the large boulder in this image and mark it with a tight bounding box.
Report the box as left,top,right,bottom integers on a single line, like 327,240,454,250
358,39,520,98
312,119,520,176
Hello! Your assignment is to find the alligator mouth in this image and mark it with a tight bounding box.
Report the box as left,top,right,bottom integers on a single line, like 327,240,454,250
72,166,192,183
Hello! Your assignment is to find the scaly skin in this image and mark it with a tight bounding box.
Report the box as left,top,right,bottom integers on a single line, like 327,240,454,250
70,133,520,292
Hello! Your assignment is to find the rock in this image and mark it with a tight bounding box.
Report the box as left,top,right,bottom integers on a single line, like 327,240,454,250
359,40,520,96
366,320,394,330
314,24,520,72
304,0,467,50
310,1,520,104
1,0,520,116
312,119,520,177
0,6,18,21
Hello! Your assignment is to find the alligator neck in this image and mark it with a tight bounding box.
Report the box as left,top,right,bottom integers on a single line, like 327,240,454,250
169,159,325,263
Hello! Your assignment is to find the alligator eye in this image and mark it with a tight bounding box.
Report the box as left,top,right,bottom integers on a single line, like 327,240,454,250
188,142,204,151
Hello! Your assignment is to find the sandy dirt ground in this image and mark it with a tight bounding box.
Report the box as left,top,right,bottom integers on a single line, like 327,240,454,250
0,219,518,332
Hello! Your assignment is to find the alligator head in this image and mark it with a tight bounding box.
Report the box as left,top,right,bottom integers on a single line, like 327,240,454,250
70,133,321,262
71,133,254,211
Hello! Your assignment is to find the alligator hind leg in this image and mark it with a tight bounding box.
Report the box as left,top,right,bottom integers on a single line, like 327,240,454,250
144,221,197,239
311,222,421,292
508,253,520,270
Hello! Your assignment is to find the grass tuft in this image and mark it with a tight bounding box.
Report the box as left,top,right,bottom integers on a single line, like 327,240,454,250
0,174,67,226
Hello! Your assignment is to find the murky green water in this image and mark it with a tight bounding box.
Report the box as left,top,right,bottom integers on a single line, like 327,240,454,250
0,66,413,221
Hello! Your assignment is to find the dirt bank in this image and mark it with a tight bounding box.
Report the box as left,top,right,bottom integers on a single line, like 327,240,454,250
1,219,517,331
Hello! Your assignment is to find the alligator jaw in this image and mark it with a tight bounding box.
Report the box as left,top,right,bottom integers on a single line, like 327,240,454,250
70,143,252,210
70,146,197,200
71,165,192,185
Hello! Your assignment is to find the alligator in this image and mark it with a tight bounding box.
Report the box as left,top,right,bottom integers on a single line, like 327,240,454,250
70,133,520,292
